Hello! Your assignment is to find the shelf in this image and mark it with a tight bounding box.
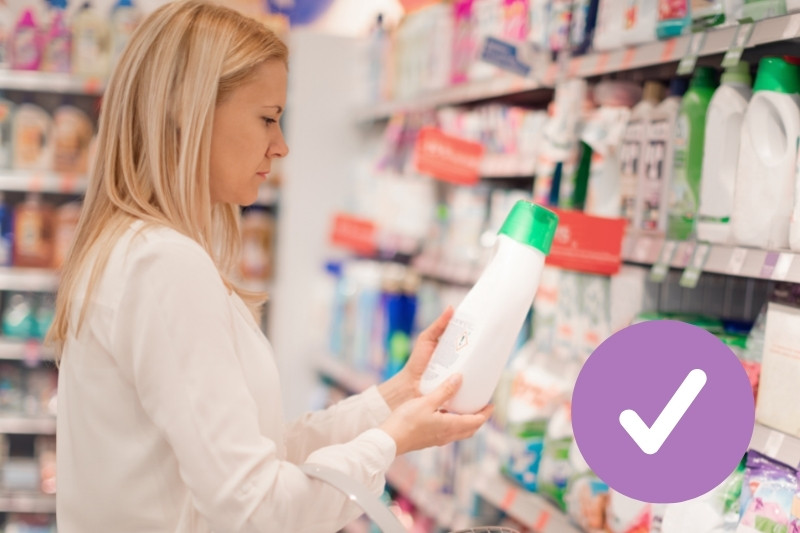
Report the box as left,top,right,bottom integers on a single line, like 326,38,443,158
749,423,800,469
0,69,104,95
473,471,581,533
0,170,89,195
0,417,56,435
315,355,379,394
357,74,549,122
622,233,800,283
0,493,56,514
385,456,457,530
0,338,54,362
0,268,59,292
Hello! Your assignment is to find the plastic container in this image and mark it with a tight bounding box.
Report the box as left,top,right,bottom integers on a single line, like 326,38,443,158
638,77,689,232
13,193,54,269
657,0,690,38
0,192,12,267
697,61,752,244
420,201,558,414
41,0,71,73
52,105,94,174
0,93,14,170
623,0,658,46
547,0,575,56
733,57,800,249
111,0,141,65
619,81,664,228
570,0,599,55
594,0,626,50
9,9,42,71
72,2,111,79
12,103,52,171
667,66,718,241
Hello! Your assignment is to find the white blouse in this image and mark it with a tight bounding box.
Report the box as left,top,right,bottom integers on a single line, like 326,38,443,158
56,222,397,533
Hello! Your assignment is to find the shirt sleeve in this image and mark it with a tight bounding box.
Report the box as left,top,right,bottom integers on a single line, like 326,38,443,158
111,237,397,533
284,386,392,464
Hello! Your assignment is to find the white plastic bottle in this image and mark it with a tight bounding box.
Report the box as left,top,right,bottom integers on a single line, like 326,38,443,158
697,61,752,244
733,57,800,250
593,0,626,51
420,201,558,414
72,2,111,79
622,0,658,46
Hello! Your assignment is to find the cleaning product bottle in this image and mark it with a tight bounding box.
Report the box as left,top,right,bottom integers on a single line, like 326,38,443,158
657,0,690,38
420,201,558,414
622,0,658,46
529,0,551,51
41,0,72,73
667,66,718,241
569,0,599,55
9,8,42,71
0,93,15,170
52,104,94,174
111,0,141,66
13,193,54,269
619,80,664,228
12,103,53,171
72,2,111,79
692,0,727,31
593,0,626,51
0,192,12,267
734,57,800,250
741,0,787,21
638,77,688,233
547,0,575,58
697,61,752,244
0,2,11,69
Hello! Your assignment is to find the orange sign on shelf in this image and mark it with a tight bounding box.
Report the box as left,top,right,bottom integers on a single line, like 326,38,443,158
546,208,626,275
413,126,484,186
329,213,377,255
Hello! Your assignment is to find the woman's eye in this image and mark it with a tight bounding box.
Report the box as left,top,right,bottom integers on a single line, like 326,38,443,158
262,117,277,126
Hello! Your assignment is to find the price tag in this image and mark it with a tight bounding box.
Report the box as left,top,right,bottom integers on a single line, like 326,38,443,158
722,23,754,68
30,173,43,193
650,240,678,283
500,486,518,511
633,236,654,263
772,252,795,281
761,252,780,278
595,52,610,75
726,247,748,275
783,13,800,39
24,339,41,368
533,510,552,531
680,243,711,288
660,38,678,62
620,47,636,70
674,241,697,268
677,32,707,75
763,429,785,460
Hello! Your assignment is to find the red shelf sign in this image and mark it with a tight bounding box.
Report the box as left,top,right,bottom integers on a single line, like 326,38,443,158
546,209,626,275
330,213,377,255
414,127,484,186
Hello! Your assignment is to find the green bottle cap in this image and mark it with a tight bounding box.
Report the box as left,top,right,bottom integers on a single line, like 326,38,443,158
690,66,718,90
498,201,558,255
721,61,751,87
753,57,800,94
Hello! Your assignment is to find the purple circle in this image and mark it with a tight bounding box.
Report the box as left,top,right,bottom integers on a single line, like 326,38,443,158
572,320,755,504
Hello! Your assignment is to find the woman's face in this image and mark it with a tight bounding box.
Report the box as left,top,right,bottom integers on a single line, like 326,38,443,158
209,60,289,205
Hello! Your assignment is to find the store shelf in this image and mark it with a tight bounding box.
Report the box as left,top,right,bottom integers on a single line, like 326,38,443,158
473,471,580,533
0,170,89,195
0,268,59,292
0,69,104,95
315,355,379,394
622,233,800,283
0,338,54,362
0,417,56,435
357,74,549,122
386,456,457,530
0,492,56,514
749,423,800,469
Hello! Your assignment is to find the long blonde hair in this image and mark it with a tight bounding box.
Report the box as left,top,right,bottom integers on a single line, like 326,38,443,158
47,1,288,359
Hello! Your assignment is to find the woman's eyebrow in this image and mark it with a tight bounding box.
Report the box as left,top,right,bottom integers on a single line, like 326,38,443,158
262,105,283,114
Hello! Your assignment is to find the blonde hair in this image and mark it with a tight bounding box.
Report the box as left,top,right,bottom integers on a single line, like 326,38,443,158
47,0,288,359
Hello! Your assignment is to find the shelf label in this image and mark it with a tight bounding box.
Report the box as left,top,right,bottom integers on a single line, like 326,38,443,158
533,510,551,531
660,38,678,62
680,243,711,288
59,172,79,194
547,209,627,275
650,240,678,283
726,247,748,275
329,213,377,255
595,52,610,75
783,13,800,39
500,486,518,511
620,47,636,70
674,241,697,268
480,36,533,77
722,23,754,68
763,429,785,461
761,252,780,278
633,236,655,263
24,340,41,368
677,32,707,75
772,252,795,281
414,127,484,186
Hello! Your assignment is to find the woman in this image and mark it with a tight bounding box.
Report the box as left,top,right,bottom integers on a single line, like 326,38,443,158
48,2,492,532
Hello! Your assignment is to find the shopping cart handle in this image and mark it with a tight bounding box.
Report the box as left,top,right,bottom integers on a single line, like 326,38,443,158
298,464,407,533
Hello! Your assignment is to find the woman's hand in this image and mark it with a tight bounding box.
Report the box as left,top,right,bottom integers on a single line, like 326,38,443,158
379,374,493,456
377,306,454,411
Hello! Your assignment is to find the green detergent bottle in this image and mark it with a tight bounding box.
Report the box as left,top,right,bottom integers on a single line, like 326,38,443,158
667,66,718,241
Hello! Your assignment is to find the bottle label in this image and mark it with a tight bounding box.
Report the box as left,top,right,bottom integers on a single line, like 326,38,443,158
13,28,37,67
641,118,670,230
422,315,476,382
43,36,71,72
619,119,646,224
659,0,688,19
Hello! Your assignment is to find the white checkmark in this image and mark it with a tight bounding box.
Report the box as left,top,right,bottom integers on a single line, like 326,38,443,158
619,369,707,455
